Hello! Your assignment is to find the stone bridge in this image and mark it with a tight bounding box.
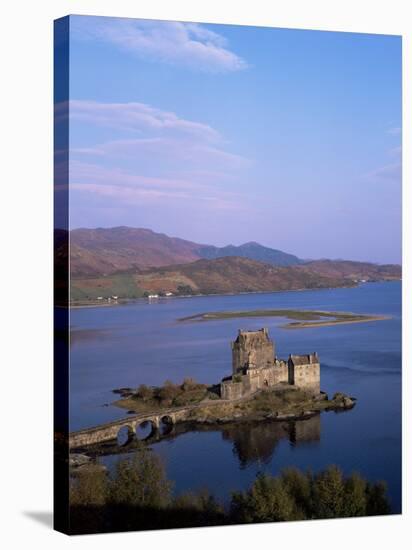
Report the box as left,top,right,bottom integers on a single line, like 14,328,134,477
69,406,194,449
69,386,292,449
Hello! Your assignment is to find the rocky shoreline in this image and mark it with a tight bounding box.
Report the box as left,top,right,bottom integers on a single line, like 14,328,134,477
177,391,356,426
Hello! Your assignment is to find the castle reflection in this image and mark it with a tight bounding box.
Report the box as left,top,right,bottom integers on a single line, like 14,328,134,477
85,414,322,470
221,414,321,467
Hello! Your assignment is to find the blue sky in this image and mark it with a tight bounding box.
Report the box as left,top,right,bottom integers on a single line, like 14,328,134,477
65,16,402,263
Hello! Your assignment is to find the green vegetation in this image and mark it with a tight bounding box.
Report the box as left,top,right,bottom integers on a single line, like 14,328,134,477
71,273,145,302
70,275,197,305
176,284,195,295
115,378,219,413
179,309,389,329
69,449,391,534
231,466,390,523
109,451,172,510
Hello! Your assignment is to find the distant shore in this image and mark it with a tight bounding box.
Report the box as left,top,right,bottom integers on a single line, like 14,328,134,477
69,280,400,309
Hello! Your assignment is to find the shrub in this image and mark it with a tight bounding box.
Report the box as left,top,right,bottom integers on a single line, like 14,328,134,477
136,384,153,401
109,448,172,509
158,380,180,404
177,285,194,295
70,468,107,507
181,377,198,391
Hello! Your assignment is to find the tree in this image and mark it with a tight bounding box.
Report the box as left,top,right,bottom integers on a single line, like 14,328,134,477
174,489,225,525
69,458,391,534
109,448,173,509
231,473,297,523
70,467,108,534
136,384,153,401
342,473,367,517
158,380,180,404
181,377,198,391
280,468,312,519
177,285,194,295
365,481,391,516
70,468,107,507
311,465,345,519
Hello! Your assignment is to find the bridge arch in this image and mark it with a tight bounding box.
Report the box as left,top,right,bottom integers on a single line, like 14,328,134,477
136,419,157,440
117,425,135,446
160,414,174,435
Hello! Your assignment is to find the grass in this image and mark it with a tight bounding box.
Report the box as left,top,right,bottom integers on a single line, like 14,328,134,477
178,309,389,329
70,273,145,302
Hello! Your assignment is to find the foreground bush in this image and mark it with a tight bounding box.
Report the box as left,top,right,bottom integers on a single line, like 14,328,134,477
69,454,391,534
231,466,390,523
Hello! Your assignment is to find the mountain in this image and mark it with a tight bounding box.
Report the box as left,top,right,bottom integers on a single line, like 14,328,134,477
65,227,401,302
198,242,302,266
68,227,303,276
69,226,202,276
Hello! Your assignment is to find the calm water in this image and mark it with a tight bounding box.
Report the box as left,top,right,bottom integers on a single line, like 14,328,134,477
69,282,402,512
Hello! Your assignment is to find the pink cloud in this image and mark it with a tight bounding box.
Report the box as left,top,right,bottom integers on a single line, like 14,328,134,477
69,161,244,211
72,137,249,171
69,100,222,143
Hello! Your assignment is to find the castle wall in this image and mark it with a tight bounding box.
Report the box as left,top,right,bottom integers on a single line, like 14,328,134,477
221,380,244,400
263,361,289,386
289,361,320,394
220,361,289,400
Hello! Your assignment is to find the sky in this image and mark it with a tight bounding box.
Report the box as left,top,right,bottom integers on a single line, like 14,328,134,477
63,15,402,263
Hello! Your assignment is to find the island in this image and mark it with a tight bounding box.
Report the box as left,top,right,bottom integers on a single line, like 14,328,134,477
69,328,356,450
179,309,390,329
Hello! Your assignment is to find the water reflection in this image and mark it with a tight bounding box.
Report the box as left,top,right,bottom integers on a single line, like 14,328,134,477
222,415,321,468
70,328,114,347
92,415,322,472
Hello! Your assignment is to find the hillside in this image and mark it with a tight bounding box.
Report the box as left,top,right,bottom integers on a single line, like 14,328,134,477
67,227,304,276
133,257,357,295
303,260,401,281
71,257,358,301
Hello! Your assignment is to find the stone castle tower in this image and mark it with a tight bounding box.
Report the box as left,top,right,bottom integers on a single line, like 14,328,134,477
232,328,275,374
288,353,320,394
221,328,320,400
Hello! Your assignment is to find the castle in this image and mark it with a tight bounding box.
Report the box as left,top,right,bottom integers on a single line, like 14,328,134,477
220,328,320,400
